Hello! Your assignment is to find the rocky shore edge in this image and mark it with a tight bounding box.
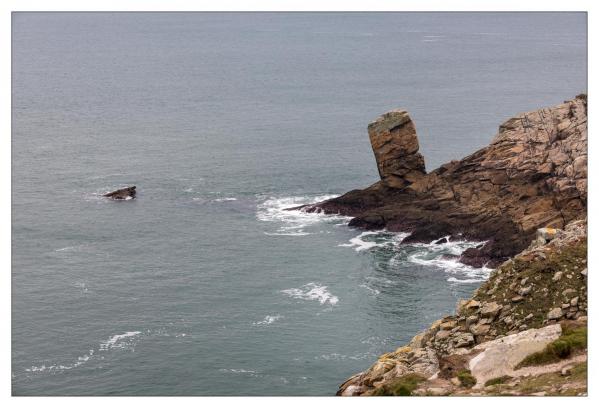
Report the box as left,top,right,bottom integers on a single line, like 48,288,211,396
297,95,587,268
298,96,588,396
338,218,587,396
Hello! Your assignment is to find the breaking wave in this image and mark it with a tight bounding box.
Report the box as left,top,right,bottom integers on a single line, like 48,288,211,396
340,230,491,283
338,230,409,252
257,195,350,236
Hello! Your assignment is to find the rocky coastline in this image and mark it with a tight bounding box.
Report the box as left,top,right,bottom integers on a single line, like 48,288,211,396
298,95,587,268
296,96,587,396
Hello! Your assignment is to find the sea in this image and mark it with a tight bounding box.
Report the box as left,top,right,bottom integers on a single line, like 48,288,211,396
11,12,587,395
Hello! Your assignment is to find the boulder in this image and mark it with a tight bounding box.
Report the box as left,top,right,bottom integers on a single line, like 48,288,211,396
480,302,502,319
470,324,491,336
104,186,136,200
468,324,562,388
534,227,562,246
547,308,564,320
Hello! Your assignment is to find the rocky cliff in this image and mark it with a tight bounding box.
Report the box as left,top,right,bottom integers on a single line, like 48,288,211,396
292,96,588,396
300,95,587,267
338,218,587,396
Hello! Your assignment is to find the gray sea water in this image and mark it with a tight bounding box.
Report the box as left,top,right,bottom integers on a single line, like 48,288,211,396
12,12,587,395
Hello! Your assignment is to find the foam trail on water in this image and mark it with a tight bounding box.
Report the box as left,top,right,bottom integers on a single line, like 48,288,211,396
24,330,144,375
253,315,283,326
99,331,141,351
282,283,339,305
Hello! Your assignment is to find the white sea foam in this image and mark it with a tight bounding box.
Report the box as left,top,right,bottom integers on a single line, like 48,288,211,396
447,277,487,283
406,238,492,282
24,330,143,375
213,197,237,202
359,283,381,296
253,315,283,326
264,231,311,236
219,368,259,376
257,195,350,236
99,331,141,351
282,282,339,305
25,349,95,373
55,245,83,252
339,230,409,252
74,282,89,293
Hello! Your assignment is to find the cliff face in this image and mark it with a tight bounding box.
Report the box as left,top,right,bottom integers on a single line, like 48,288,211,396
303,95,587,267
338,219,587,396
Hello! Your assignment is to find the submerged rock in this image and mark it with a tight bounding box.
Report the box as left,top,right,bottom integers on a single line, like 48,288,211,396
103,186,136,200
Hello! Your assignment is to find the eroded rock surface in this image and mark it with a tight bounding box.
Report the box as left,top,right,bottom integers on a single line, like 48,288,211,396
302,95,587,267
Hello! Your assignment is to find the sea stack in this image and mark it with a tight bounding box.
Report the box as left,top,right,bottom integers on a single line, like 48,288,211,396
368,110,426,189
300,95,587,268
103,186,136,200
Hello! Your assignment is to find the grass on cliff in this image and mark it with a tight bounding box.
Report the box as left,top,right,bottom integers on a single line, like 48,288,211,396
516,326,587,369
457,370,477,388
470,238,587,335
515,362,587,396
484,376,512,387
371,373,426,396
484,362,587,396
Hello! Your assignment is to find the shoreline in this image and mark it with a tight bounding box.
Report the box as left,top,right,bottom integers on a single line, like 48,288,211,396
296,95,588,396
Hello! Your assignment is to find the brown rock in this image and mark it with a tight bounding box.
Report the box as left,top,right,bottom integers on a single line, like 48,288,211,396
367,110,426,189
301,95,587,267
470,324,491,336
480,302,502,319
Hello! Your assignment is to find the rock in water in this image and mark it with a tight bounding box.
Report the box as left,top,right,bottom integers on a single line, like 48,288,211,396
103,186,136,200
368,110,426,189
302,95,587,267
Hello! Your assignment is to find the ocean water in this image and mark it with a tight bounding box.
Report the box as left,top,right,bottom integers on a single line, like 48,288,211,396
11,13,586,395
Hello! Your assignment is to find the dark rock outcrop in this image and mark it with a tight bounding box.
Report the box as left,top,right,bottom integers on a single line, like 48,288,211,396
103,186,136,200
299,95,587,267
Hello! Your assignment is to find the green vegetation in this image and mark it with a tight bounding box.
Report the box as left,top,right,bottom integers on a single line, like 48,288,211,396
371,373,426,396
515,362,587,395
457,369,476,388
472,238,587,336
516,326,587,368
484,375,512,387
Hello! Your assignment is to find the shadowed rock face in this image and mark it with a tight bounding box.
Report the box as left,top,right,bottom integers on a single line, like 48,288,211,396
300,95,587,267
103,186,136,200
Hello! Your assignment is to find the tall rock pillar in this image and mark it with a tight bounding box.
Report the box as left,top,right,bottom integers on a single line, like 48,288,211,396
367,110,426,189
